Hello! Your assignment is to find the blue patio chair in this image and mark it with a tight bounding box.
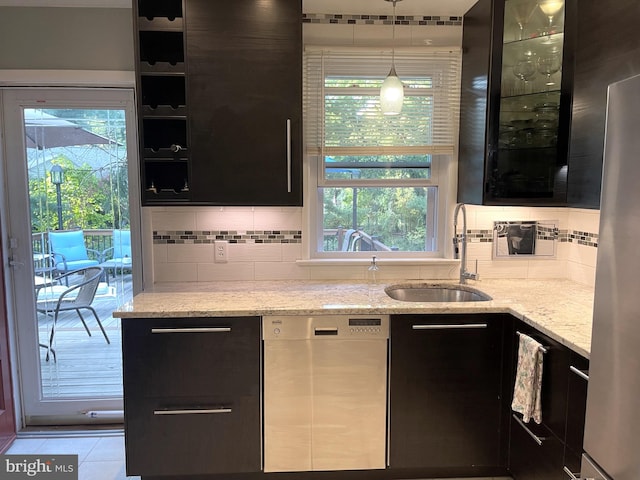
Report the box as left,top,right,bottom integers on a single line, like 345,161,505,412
99,229,132,285
48,230,100,284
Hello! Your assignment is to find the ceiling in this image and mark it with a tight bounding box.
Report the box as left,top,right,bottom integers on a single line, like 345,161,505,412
0,0,479,15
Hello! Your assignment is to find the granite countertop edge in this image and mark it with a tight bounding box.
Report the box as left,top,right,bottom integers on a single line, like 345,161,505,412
114,278,594,359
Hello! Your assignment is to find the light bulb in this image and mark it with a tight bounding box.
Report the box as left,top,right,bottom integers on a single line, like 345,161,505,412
539,0,563,16
380,67,404,115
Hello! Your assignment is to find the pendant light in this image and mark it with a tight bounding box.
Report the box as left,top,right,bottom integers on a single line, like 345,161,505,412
380,0,404,115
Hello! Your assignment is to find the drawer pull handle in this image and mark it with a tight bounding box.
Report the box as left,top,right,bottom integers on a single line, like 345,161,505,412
412,323,487,330
151,327,231,334
154,408,232,415
286,119,292,193
315,327,339,335
513,414,545,446
569,365,589,381
563,466,579,479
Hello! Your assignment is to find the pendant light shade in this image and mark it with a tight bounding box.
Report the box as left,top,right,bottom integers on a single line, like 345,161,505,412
381,66,404,115
380,0,404,115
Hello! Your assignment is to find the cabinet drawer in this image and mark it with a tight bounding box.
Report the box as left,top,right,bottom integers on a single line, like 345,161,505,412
509,414,564,480
512,322,570,440
122,317,260,398
125,394,261,476
565,353,589,455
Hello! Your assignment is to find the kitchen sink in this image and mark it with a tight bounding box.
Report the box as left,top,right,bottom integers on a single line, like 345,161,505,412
384,284,492,302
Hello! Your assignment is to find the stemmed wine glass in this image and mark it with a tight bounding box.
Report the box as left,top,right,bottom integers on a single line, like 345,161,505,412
513,52,537,94
537,48,562,87
510,0,538,40
538,0,564,36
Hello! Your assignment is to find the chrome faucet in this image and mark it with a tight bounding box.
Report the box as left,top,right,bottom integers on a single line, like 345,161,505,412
453,203,479,284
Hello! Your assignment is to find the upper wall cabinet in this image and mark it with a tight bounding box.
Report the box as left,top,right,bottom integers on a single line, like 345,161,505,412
458,0,576,206
567,0,640,209
135,0,303,206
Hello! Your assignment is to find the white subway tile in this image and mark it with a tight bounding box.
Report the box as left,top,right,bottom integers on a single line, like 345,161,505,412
167,243,214,263
567,242,598,268
308,265,366,281
478,259,529,279
419,263,459,280
255,262,310,281
527,259,569,279
154,262,198,282
230,243,282,262
195,207,254,230
253,207,303,230
283,243,303,262
153,243,168,263
197,262,255,281
567,262,596,287
374,265,421,280
152,211,197,231
568,208,601,234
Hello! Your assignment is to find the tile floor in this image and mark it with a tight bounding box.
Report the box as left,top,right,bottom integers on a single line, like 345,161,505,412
5,432,138,480
5,433,513,480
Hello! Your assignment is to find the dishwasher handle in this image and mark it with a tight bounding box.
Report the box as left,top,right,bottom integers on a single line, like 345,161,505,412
314,327,339,336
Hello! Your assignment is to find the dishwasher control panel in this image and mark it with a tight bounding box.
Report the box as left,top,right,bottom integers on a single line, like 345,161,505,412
263,315,389,340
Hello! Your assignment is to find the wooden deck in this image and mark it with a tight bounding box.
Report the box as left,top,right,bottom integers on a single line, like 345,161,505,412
37,273,133,399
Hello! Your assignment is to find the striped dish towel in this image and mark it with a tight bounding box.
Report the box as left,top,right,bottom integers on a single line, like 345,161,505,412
511,333,544,424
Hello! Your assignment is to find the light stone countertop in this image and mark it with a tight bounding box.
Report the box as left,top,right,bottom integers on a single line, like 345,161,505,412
114,278,594,358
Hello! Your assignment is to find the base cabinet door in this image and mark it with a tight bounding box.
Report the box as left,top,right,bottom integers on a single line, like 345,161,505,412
389,314,505,471
122,316,261,477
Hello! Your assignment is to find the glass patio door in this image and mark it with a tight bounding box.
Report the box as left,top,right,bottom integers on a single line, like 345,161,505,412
1,88,141,424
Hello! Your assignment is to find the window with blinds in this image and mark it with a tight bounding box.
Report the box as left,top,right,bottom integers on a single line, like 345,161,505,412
304,48,461,254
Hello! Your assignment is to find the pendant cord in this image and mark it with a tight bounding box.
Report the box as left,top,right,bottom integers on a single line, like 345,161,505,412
391,0,396,68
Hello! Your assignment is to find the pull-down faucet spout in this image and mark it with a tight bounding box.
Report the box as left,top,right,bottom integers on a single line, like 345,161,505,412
453,203,479,284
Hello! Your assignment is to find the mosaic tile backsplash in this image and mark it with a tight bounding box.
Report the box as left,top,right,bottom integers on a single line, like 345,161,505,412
303,13,463,26
154,230,302,245
464,228,598,247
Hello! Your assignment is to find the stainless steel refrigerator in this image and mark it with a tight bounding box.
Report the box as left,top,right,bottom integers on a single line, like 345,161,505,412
581,73,640,479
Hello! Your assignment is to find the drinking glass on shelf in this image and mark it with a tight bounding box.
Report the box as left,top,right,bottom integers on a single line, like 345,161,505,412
513,52,537,94
538,0,564,36
509,0,538,40
537,48,562,86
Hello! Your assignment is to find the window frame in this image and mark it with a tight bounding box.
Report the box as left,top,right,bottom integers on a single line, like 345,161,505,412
304,47,461,259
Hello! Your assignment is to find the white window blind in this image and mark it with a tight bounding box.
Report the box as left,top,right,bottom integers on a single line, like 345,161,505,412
304,48,462,158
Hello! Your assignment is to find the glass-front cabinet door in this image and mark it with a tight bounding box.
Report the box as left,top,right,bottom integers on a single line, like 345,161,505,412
458,0,575,206
491,0,571,202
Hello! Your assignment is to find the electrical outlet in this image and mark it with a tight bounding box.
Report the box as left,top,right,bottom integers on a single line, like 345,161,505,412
214,240,228,263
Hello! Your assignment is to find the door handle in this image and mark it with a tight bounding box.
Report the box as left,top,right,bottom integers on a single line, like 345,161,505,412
151,327,231,334
154,408,232,415
286,119,292,193
513,414,545,446
569,365,589,381
412,323,487,330
9,257,25,268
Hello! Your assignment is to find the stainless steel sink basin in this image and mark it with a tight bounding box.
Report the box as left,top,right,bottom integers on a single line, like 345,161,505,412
384,284,492,302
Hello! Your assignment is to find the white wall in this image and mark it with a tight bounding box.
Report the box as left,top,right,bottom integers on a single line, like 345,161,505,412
0,7,134,71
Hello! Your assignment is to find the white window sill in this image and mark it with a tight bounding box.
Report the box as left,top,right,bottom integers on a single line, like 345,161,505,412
296,258,460,267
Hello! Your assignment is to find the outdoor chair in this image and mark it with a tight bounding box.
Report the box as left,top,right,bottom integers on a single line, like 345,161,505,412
48,230,100,284
36,266,110,361
99,229,132,285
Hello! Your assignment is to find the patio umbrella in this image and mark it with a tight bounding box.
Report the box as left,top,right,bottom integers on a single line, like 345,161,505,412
24,110,114,150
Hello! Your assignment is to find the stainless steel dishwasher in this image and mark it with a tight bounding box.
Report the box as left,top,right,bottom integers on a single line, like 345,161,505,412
263,314,389,473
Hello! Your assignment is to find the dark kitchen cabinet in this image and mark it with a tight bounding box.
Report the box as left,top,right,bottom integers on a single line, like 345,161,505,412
508,320,589,480
567,0,640,208
458,0,576,206
133,0,302,206
389,314,509,477
122,316,261,477
134,0,190,204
